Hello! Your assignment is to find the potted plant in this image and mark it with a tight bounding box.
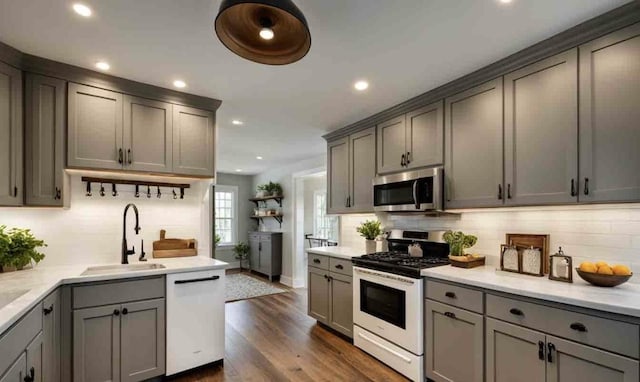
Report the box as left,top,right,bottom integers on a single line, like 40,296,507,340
2,228,46,271
356,220,382,254
256,184,268,198
442,230,484,268
233,242,250,271
215,233,222,247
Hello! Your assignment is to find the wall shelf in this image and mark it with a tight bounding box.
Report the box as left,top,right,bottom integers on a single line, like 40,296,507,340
250,214,283,228
249,195,284,207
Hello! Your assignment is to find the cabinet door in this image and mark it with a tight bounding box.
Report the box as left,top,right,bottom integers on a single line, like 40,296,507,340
327,137,349,213
73,304,121,382
376,115,406,174
425,300,483,382
172,105,215,177
329,272,353,338
445,79,504,208
0,61,22,206
505,49,578,206
486,318,546,382
0,353,26,382
547,336,639,382
579,24,640,203
406,101,444,169
259,236,272,276
67,83,123,170
307,267,330,324
25,332,43,382
42,291,60,382
349,127,376,213
120,299,165,382
249,235,260,271
123,96,173,173
25,74,66,207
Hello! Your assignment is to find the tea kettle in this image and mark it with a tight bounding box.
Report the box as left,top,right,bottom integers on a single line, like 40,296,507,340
408,243,423,258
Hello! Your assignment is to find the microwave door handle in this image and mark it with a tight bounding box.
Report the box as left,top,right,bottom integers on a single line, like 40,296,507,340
412,180,419,209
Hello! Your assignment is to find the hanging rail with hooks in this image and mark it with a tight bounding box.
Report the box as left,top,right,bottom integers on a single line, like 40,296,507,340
81,177,190,199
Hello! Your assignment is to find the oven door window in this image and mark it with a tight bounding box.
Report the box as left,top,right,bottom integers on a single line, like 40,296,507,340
360,280,406,329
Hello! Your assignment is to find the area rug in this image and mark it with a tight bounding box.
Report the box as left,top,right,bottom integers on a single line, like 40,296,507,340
225,273,287,302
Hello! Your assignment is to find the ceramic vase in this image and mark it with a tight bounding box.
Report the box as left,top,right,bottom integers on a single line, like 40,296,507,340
365,240,377,254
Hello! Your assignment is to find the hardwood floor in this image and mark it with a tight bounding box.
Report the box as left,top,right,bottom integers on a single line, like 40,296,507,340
169,285,409,382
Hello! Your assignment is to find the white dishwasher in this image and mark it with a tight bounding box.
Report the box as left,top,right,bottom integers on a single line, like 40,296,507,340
166,269,225,375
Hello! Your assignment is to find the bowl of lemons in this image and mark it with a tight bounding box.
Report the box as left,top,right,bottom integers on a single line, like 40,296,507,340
576,261,633,287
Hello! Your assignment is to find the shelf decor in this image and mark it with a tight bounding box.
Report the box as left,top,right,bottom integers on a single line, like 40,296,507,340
81,176,190,200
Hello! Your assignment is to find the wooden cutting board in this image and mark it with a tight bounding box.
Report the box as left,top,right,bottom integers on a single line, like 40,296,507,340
153,229,197,258
505,233,550,274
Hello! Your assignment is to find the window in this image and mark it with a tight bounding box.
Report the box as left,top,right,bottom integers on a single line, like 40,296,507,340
214,185,238,246
313,191,339,241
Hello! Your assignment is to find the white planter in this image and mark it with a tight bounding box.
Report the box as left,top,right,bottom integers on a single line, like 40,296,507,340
365,240,377,254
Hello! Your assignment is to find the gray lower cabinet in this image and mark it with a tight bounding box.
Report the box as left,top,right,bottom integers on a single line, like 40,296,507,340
425,300,483,382
578,23,640,203
42,291,60,382
248,232,282,281
25,332,43,382
25,74,66,207
73,304,121,382
172,105,215,177
327,136,349,213
0,354,27,382
120,299,165,382
0,305,43,382
327,272,353,337
504,49,578,206
445,78,504,208
307,266,330,323
0,61,23,206
123,96,173,173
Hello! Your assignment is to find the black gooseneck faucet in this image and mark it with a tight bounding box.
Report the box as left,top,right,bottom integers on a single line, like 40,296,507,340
122,203,141,264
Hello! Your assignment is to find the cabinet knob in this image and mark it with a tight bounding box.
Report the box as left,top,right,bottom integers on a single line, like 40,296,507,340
547,342,555,363
122,308,128,315
55,187,61,200
570,322,587,332
313,258,321,264
584,177,590,195
23,367,35,382
498,184,503,200
401,154,406,167
43,305,54,315
406,151,411,165
444,311,456,319
509,308,523,316
507,184,512,199
335,264,344,270
118,148,123,164
538,341,545,360
445,291,456,299
127,149,132,165
113,309,120,316
570,179,576,197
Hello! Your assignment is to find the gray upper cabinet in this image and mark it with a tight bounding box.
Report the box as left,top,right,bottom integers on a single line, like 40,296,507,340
504,49,578,206
445,78,504,208
68,83,124,171
25,74,66,207
120,299,165,382
172,105,215,177
406,101,444,169
486,318,546,382
579,23,640,203
42,291,60,382
123,96,173,173
377,115,406,174
0,61,23,206
73,304,121,382
349,127,376,213
327,137,349,214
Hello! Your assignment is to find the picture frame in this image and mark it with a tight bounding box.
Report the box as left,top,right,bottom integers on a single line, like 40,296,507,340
500,244,521,273
549,247,573,283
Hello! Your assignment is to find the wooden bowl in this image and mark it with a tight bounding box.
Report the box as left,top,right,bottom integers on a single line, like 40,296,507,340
575,268,633,287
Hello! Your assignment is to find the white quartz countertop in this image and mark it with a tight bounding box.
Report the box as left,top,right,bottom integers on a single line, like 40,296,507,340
422,265,640,318
306,246,364,260
0,256,228,335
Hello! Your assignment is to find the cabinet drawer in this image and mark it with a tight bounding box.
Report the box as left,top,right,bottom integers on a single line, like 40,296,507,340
426,280,484,314
486,294,640,359
0,304,42,374
72,276,165,309
308,254,329,270
329,257,353,276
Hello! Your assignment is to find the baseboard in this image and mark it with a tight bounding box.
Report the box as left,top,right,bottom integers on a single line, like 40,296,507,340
292,277,305,288
279,275,294,287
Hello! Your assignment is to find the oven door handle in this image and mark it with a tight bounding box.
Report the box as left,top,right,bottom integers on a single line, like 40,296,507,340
358,332,412,364
412,180,419,209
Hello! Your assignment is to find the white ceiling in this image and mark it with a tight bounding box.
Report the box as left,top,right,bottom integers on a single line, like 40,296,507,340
0,0,629,174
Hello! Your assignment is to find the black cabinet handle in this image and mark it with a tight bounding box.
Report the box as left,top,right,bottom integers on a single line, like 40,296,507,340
547,342,555,363
571,179,576,197
584,177,589,195
23,367,35,382
348,196,351,207
507,184,512,199
445,292,456,299
406,151,411,165
122,308,128,315
127,149,132,165
335,264,344,269
498,184,503,200
113,309,120,316
510,308,523,316
444,311,456,319
313,259,321,264
55,187,61,200
401,154,406,167
43,305,54,315
538,341,545,360
174,275,220,284
118,148,123,164
570,322,587,332
14,186,18,197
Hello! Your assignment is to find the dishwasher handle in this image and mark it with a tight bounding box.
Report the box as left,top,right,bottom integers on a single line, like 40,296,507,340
174,275,220,284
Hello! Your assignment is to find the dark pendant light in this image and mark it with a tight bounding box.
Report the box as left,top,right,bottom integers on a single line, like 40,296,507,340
215,0,311,65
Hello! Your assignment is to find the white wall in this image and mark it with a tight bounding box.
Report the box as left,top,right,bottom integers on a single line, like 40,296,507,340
0,174,213,266
252,155,325,287
303,175,326,249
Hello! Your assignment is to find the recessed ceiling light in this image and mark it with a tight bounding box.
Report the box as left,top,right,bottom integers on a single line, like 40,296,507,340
232,120,243,125
235,169,243,172
95,61,110,71
72,3,92,17
354,80,369,91
256,156,263,160
499,0,513,4
259,27,274,40
173,80,186,89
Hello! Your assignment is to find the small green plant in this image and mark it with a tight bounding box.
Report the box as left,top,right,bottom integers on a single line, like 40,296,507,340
233,242,251,271
356,220,382,240
257,181,283,196
2,228,47,270
215,233,222,247
442,230,477,256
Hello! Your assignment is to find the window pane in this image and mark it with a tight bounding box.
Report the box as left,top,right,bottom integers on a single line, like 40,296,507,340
215,189,237,244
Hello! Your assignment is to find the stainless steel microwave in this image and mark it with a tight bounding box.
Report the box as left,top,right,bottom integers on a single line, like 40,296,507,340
373,167,443,212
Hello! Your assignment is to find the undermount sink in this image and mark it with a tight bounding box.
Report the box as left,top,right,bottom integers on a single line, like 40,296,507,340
81,263,166,276
0,289,29,310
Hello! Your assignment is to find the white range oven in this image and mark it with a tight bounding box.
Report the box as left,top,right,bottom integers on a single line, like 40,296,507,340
353,266,424,382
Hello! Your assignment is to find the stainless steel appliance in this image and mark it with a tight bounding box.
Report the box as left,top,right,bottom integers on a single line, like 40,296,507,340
351,231,449,381
373,167,443,212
